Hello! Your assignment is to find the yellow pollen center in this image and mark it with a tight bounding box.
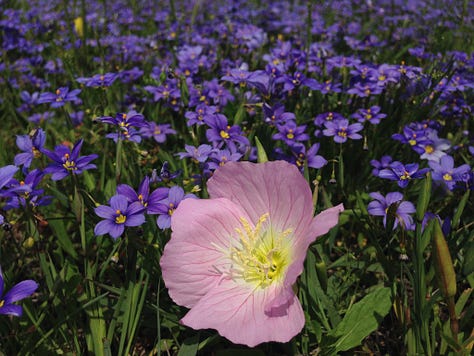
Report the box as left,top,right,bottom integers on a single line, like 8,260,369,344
286,130,294,139
400,171,411,180
115,210,126,224
338,129,347,137
443,173,453,181
0,300,4,308
220,130,230,139
424,145,434,154
408,139,417,146
223,214,292,288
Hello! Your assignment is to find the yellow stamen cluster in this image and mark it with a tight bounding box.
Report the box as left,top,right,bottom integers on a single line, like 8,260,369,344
115,210,126,224
227,214,292,288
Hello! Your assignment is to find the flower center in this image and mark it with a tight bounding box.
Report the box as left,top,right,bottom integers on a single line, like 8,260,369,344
338,129,347,138
227,214,292,288
424,145,434,154
115,210,127,224
220,130,230,139
443,173,453,181
0,300,4,308
400,170,411,180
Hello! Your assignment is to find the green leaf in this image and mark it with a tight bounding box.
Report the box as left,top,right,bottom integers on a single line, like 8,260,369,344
177,335,200,356
327,287,392,353
255,136,268,163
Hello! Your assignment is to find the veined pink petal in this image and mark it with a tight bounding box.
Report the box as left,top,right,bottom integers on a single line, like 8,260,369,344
161,197,252,308
208,161,314,238
286,204,345,286
181,278,305,347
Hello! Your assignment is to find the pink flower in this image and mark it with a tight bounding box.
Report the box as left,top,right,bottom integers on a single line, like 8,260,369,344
160,161,343,347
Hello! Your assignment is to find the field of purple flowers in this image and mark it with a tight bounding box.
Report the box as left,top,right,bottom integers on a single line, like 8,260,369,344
1,0,473,354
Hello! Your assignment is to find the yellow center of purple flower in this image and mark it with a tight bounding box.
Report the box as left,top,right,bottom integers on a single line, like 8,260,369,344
0,300,4,308
115,210,126,224
286,129,294,140
443,173,453,181
62,154,77,170
220,130,230,139
226,213,292,288
338,129,347,138
424,145,434,154
400,171,411,180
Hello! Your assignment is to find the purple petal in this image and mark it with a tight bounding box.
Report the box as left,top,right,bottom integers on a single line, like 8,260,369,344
109,194,129,212
0,304,23,316
94,220,115,236
124,214,145,227
0,165,18,189
109,224,125,239
116,184,138,202
94,205,115,219
3,280,38,303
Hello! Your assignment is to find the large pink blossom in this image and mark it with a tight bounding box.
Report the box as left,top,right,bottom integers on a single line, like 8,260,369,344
160,161,343,346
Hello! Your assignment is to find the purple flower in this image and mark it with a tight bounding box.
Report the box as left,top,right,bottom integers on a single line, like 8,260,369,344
207,148,243,170
392,125,431,155
97,111,147,129
14,128,46,169
139,122,176,143
150,162,181,183
370,155,393,176
43,139,98,181
272,120,309,146
116,176,169,213
368,192,415,230
147,186,196,229
94,194,146,239
351,106,386,125
314,112,345,127
378,161,430,188
291,143,328,171
177,144,213,163
0,267,38,317
2,169,52,210
185,104,217,126
429,155,471,191
76,73,118,88
262,103,295,126
37,87,82,108
322,119,363,143
205,114,249,151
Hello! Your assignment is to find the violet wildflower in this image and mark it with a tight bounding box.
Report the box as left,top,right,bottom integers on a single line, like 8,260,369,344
419,131,451,162
291,143,328,171
140,122,176,143
273,121,309,146
177,144,213,163
76,73,118,88
94,194,146,239
428,155,471,191
37,87,81,108
43,139,98,181
147,186,196,229
2,169,52,210
368,192,415,230
207,148,243,170
117,176,170,213
370,155,393,176
185,104,217,126
97,111,147,130
314,112,345,127
323,119,363,143
0,267,38,317
262,103,295,126
151,162,181,183
392,125,431,155
378,161,430,188
14,128,46,169
205,114,249,151
351,106,386,125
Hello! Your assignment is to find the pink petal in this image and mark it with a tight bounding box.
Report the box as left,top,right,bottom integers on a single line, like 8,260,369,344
161,197,252,308
181,278,305,347
208,161,313,239
286,204,344,286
